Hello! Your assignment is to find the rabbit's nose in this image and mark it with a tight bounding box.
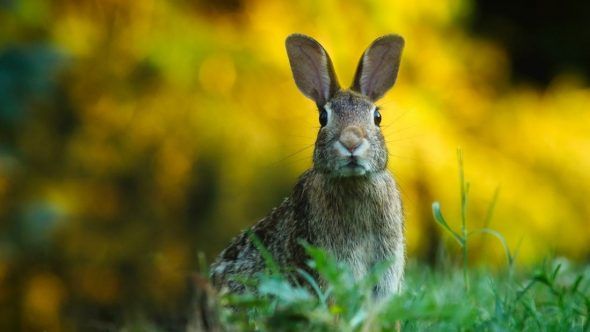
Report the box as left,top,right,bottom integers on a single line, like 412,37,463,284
339,126,365,153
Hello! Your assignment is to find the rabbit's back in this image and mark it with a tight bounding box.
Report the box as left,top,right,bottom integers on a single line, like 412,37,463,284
210,189,306,293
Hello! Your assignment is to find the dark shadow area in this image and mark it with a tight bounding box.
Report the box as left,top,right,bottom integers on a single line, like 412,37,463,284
470,0,590,86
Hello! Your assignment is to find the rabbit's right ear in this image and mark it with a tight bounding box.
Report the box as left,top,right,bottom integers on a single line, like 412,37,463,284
286,34,340,107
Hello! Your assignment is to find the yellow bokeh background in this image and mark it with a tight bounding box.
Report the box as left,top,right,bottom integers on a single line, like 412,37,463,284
1,0,589,329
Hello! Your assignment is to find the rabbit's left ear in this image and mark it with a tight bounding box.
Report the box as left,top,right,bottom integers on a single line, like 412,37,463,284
351,35,404,101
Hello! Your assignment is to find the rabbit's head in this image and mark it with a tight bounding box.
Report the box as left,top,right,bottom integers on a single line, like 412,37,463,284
286,34,404,177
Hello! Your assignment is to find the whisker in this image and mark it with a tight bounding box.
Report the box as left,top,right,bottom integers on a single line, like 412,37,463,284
265,154,313,169
388,109,411,124
385,135,425,144
285,134,316,140
267,143,315,167
383,125,416,136
378,106,411,124
387,152,419,162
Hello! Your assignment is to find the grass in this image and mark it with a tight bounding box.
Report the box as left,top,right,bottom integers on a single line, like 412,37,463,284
183,150,590,331
217,257,590,331
432,149,513,291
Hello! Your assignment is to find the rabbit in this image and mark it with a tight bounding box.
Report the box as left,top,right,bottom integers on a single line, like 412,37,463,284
210,33,405,299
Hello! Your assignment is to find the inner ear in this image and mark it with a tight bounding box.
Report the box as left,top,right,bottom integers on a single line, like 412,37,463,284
351,35,404,101
286,34,340,107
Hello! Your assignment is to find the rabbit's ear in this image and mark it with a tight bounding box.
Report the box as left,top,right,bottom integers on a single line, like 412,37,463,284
351,35,404,101
286,34,340,107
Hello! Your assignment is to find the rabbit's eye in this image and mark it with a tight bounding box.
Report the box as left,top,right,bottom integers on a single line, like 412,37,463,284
319,109,328,127
374,109,382,126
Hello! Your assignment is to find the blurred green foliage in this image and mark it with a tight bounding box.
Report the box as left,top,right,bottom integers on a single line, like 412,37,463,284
0,0,589,330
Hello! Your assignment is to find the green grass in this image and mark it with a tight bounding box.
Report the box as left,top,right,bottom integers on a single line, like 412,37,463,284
191,150,590,331
218,255,590,331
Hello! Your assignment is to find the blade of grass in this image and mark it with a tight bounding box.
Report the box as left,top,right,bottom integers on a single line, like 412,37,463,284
483,187,501,228
457,148,469,291
296,268,328,307
468,228,513,266
247,230,281,275
432,202,464,246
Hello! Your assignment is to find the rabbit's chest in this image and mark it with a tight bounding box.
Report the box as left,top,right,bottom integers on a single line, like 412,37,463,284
306,170,404,280
339,232,379,279
321,213,397,279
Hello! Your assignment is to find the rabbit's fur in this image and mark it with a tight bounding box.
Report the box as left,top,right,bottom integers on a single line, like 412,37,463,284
210,34,405,299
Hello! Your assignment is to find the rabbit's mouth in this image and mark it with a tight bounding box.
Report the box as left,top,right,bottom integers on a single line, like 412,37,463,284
337,158,368,177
